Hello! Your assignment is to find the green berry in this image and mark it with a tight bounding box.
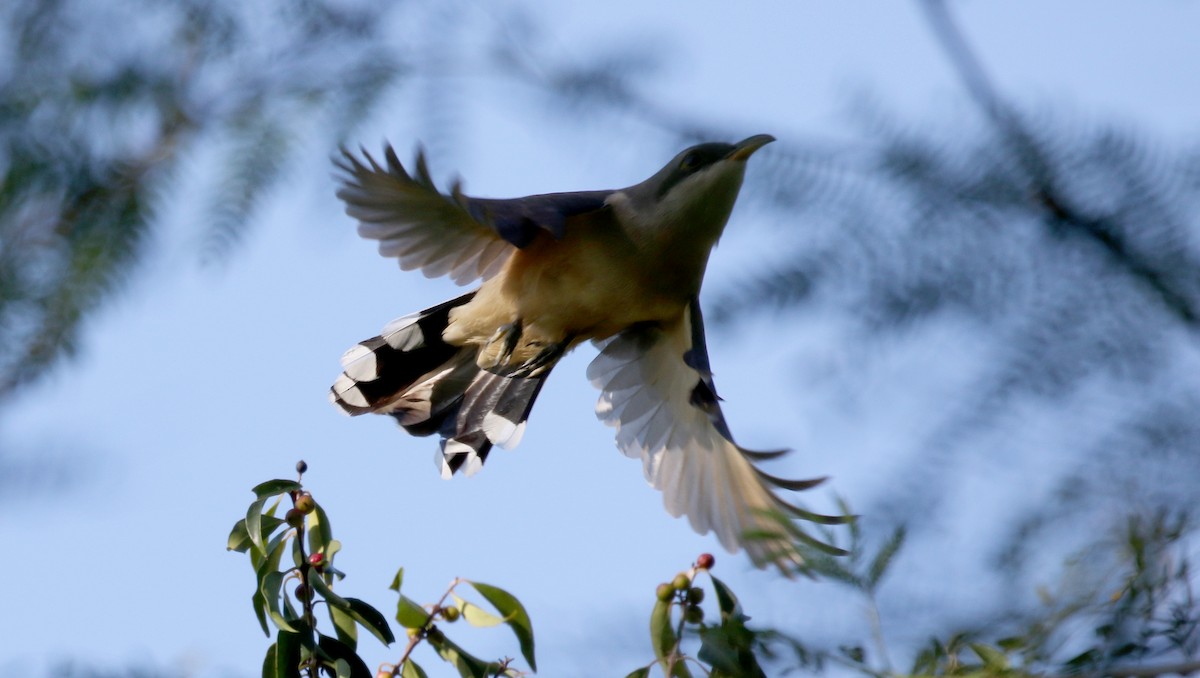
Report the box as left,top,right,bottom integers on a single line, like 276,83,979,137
294,492,316,514
656,583,675,602
687,587,705,604
672,573,691,591
442,606,460,623
285,508,305,528
684,605,704,624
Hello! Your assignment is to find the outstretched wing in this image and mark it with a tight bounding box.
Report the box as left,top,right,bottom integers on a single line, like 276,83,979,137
335,145,611,285
587,299,847,571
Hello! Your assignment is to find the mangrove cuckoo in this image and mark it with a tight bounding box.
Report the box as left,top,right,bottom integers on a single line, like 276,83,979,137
330,136,845,570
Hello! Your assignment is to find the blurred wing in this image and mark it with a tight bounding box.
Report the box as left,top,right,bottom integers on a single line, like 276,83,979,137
587,299,847,571
335,145,610,285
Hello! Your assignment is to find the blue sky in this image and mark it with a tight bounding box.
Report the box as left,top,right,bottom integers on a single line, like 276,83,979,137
2,2,1199,676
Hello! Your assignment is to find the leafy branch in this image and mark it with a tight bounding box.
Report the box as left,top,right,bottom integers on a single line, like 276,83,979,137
229,461,535,678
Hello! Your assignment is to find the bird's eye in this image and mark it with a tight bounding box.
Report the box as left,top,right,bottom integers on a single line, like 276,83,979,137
679,152,700,172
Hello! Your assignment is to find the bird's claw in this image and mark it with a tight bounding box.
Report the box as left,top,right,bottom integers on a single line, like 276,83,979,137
509,336,572,378
479,321,524,371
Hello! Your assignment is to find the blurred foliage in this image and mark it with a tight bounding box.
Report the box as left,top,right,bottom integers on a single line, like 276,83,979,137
742,506,1199,677
0,0,403,404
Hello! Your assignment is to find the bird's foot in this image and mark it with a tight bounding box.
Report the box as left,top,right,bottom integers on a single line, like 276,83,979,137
508,335,573,378
477,322,572,377
478,320,524,372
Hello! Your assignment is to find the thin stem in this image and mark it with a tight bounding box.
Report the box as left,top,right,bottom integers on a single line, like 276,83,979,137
863,588,893,675
390,577,464,677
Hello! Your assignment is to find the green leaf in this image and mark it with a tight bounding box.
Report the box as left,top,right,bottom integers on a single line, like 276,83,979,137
254,528,291,603
291,530,305,569
252,479,303,499
308,501,334,556
262,571,299,633
247,496,268,556
270,630,304,678
325,539,343,561
463,581,536,671
229,518,252,552
400,659,429,678
650,599,692,678
996,636,1025,651
428,634,500,678
451,594,504,628
282,586,300,623
308,567,349,609
345,597,396,645
970,643,1009,670
867,526,906,588
318,634,373,678
261,643,277,678
389,567,404,593
911,638,947,675
395,594,430,629
698,616,766,678
334,659,352,678
709,576,741,619
624,668,651,678
330,604,358,649
262,529,291,574
235,507,286,561
252,588,271,636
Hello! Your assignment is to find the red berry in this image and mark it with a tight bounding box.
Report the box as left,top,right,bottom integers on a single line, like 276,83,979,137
696,553,715,570
309,553,324,567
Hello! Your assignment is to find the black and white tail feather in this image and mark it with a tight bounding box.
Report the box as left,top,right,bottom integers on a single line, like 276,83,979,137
330,292,550,478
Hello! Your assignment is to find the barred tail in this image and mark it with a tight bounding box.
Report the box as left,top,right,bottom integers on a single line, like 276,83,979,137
330,292,553,477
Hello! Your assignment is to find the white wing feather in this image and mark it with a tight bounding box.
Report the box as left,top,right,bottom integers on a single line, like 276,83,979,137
588,310,841,570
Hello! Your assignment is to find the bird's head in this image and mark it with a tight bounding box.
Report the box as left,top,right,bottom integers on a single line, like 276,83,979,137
613,134,775,243
652,134,776,202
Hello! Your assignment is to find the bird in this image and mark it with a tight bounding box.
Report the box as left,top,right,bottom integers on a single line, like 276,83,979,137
329,135,847,570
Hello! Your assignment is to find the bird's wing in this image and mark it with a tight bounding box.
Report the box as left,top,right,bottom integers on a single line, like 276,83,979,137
335,145,611,285
587,299,847,571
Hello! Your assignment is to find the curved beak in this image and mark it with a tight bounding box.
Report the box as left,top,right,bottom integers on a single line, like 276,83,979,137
727,134,776,161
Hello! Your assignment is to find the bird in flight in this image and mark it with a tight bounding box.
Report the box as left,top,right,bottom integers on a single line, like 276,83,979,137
330,136,846,570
